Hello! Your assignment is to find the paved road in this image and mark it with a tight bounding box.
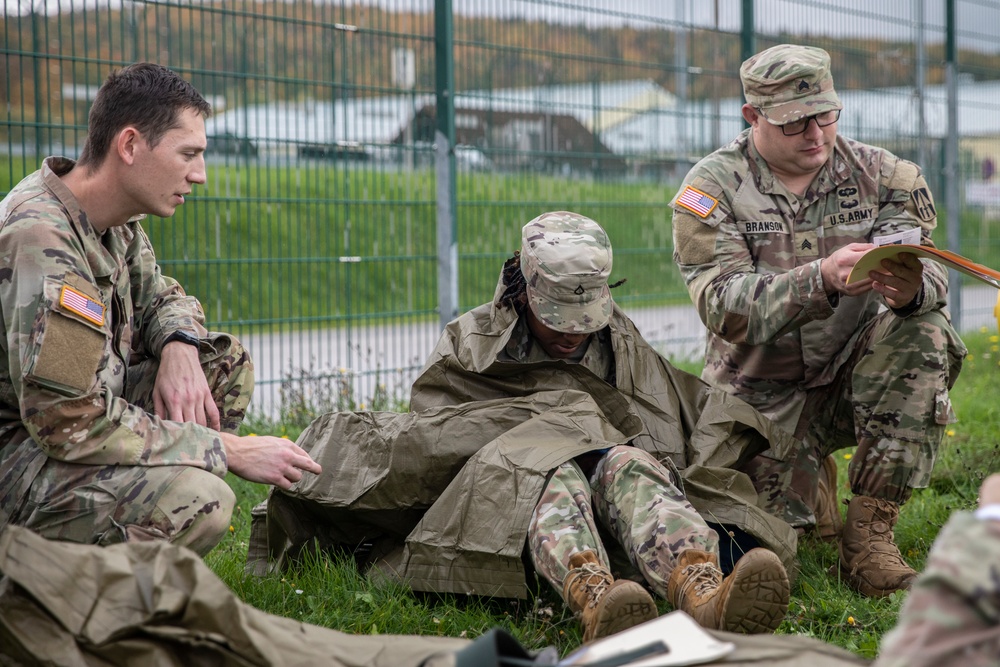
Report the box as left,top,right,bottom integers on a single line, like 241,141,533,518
243,285,999,419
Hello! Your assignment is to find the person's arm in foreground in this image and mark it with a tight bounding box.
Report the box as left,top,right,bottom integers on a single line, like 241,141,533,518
875,474,1000,666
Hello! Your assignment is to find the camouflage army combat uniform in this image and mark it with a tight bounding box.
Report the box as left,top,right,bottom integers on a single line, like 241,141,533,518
498,230,719,597
875,511,1000,667
671,44,966,598
0,157,252,555
672,130,965,522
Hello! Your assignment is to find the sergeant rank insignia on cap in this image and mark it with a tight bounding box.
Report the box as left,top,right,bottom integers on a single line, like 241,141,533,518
676,185,719,218
60,285,105,326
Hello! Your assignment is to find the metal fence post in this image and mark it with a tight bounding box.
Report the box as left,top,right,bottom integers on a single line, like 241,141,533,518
740,0,755,129
741,0,755,65
435,0,459,328
945,0,961,328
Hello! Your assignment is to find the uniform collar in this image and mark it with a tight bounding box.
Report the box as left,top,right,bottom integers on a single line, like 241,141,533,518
40,156,131,279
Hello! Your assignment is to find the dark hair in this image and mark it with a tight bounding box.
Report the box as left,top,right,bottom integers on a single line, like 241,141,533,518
496,252,528,315
77,62,211,169
495,251,626,314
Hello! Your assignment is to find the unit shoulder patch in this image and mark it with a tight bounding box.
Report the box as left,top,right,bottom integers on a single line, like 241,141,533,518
911,187,937,222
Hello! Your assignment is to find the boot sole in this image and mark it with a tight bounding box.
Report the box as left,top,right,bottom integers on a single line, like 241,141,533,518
719,551,790,634
591,585,659,640
836,563,915,598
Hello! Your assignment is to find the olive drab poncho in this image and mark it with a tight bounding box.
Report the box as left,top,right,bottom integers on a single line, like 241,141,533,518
249,274,798,598
1,525,869,667
0,526,465,667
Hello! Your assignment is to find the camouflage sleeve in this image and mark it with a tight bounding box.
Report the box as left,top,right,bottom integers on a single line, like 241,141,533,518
876,158,949,318
0,209,227,473
875,511,1000,667
127,223,209,358
672,176,831,346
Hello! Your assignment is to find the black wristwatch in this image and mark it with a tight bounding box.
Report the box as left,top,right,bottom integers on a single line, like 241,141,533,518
163,330,200,348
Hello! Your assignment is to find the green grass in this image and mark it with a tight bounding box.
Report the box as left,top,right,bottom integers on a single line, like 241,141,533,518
204,328,1000,659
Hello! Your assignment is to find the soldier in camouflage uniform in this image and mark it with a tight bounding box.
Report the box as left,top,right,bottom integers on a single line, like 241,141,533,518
0,63,320,556
671,44,966,597
874,472,1000,667
479,211,790,640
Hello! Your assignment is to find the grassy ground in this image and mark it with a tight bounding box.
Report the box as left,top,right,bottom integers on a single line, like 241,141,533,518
207,328,1000,658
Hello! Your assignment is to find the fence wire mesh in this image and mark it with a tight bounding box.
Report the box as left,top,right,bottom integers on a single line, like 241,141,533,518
3,0,1000,417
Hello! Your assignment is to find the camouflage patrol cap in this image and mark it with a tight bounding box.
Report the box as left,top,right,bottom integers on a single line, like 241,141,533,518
740,44,842,125
520,211,613,334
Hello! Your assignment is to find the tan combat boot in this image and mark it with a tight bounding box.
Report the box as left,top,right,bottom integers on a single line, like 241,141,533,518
666,548,789,634
562,550,658,643
839,495,917,597
814,454,844,542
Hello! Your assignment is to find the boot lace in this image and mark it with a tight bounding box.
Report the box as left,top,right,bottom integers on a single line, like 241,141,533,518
573,562,611,608
681,561,722,597
856,499,909,565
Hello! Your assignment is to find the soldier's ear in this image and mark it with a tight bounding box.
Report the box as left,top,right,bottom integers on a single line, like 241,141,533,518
116,127,141,165
740,104,759,126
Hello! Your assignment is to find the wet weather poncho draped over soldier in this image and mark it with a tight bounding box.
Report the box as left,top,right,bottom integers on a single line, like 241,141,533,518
251,248,799,599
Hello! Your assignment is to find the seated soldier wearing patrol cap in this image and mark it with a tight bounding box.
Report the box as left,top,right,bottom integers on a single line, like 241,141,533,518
257,211,797,642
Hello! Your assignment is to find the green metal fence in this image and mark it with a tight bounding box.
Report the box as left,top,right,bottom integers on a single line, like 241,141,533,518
4,0,1000,418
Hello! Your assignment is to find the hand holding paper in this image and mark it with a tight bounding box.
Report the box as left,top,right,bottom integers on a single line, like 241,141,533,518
847,244,1000,290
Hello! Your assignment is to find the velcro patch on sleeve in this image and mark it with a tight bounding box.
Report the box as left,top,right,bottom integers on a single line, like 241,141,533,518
59,285,105,327
30,312,105,394
675,185,719,219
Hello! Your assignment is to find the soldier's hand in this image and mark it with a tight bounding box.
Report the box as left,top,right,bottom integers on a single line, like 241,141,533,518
979,473,1000,507
155,341,221,430
222,433,323,490
820,243,875,297
869,251,924,310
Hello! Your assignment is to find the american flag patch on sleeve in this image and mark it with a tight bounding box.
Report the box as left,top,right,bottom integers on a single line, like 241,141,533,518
60,285,105,327
676,185,719,218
